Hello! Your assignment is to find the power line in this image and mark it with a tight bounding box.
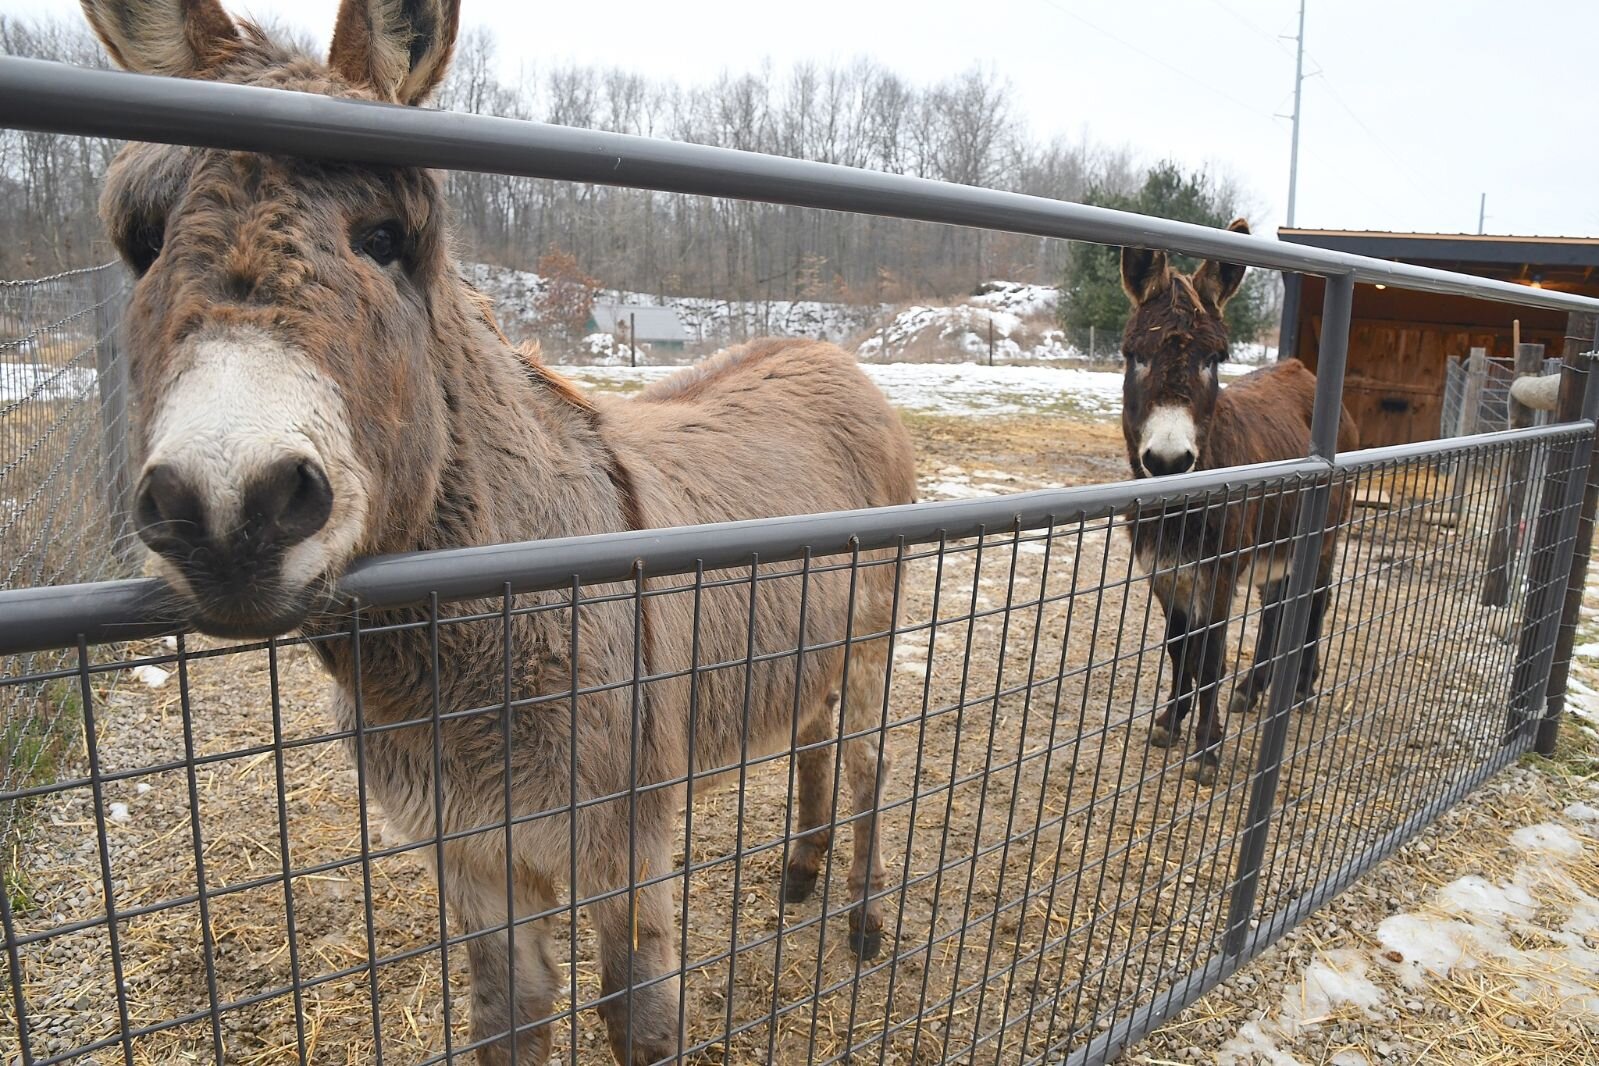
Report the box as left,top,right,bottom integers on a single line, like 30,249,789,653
1197,0,1297,60
1029,0,1396,226
1306,57,1433,201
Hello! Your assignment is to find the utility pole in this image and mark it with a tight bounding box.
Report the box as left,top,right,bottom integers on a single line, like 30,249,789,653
1284,0,1306,228
1478,193,1487,235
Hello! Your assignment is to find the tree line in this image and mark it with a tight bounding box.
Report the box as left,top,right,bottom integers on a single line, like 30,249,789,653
0,15,1275,344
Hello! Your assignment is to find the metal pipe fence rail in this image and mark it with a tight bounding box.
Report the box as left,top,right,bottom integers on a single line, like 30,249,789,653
2,53,1599,1066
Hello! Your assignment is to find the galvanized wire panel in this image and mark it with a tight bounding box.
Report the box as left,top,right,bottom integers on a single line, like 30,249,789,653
0,262,135,846
0,431,1585,1066
1440,355,1563,439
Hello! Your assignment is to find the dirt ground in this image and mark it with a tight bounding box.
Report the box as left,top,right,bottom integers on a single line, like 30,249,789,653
4,402,1589,1065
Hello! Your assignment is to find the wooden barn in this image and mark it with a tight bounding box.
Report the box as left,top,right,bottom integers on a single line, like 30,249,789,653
1277,230,1599,446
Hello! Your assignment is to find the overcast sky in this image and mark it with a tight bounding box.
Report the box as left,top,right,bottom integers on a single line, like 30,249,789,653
6,0,1593,238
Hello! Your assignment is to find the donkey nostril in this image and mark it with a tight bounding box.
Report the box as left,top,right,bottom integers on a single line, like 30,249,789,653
135,463,206,554
248,457,334,547
1142,449,1196,477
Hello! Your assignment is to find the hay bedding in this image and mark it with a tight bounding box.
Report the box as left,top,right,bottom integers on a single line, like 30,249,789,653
2,422,1553,1064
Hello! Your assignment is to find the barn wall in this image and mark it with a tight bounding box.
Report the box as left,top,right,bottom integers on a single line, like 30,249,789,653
1292,278,1567,447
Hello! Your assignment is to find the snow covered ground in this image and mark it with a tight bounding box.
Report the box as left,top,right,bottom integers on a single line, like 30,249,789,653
466,263,880,348
468,264,1277,365
1215,808,1599,1065
557,358,1286,420
561,361,1126,418
0,362,96,404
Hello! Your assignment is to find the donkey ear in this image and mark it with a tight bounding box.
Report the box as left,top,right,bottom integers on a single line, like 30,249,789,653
1120,246,1170,306
329,0,461,105
1193,217,1251,312
80,0,240,77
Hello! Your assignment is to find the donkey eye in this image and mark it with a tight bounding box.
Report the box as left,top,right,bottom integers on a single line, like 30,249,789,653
357,222,404,267
128,222,165,276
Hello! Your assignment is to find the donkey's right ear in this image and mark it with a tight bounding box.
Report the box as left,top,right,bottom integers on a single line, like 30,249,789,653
1120,246,1170,306
329,0,461,105
80,0,240,77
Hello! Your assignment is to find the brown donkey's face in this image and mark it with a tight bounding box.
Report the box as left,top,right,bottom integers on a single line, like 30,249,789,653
86,0,462,637
1118,219,1249,478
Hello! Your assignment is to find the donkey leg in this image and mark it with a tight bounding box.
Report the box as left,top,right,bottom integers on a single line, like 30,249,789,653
840,639,893,959
1150,607,1195,748
451,861,562,1066
591,827,681,1066
1229,578,1285,716
1294,583,1331,703
781,703,837,904
1191,614,1229,787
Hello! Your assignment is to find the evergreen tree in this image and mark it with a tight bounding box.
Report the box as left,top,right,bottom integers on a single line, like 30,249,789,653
1059,161,1276,355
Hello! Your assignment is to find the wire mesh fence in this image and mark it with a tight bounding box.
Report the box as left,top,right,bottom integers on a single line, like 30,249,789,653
0,425,1585,1066
0,262,134,846
1439,351,1562,439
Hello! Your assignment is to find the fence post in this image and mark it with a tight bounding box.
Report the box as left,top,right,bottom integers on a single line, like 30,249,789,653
1221,272,1353,959
629,311,637,368
1445,346,1489,517
1481,341,1547,605
91,265,135,569
1460,346,1488,435
1508,326,1599,752
1534,314,1599,753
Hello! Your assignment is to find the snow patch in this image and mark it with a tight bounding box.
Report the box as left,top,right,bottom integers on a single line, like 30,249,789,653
577,332,645,365
1374,821,1599,1015
0,361,97,404
1433,874,1536,921
108,802,130,823
466,262,879,349
861,362,1123,417
131,664,170,689
1219,949,1378,1063
1564,802,1599,823
1284,950,1384,1032
968,280,1058,317
856,302,1076,364
1218,1020,1306,1066
1509,822,1583,859
1565,678,1599,724
1376,913,1479,984
922,479,990,501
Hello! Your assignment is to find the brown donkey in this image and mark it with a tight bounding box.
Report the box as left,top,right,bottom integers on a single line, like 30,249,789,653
1119,219,1356,785
83,1,916,1062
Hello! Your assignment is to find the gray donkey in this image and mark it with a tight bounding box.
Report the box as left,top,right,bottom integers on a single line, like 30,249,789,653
84,0,917,1061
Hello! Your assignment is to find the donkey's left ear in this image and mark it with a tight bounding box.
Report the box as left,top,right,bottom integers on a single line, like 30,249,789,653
1194,217,1250,312
328,0,460,105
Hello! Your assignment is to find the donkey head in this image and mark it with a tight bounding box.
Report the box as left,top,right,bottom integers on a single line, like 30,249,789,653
1118,218,1249,478
85,0,463,637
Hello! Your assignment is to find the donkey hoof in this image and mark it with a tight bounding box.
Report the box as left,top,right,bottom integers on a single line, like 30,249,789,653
848,912,883,959
1191,760,1218,787
1228,690,1253,716
1149,724,1179,749
781,865,819,904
